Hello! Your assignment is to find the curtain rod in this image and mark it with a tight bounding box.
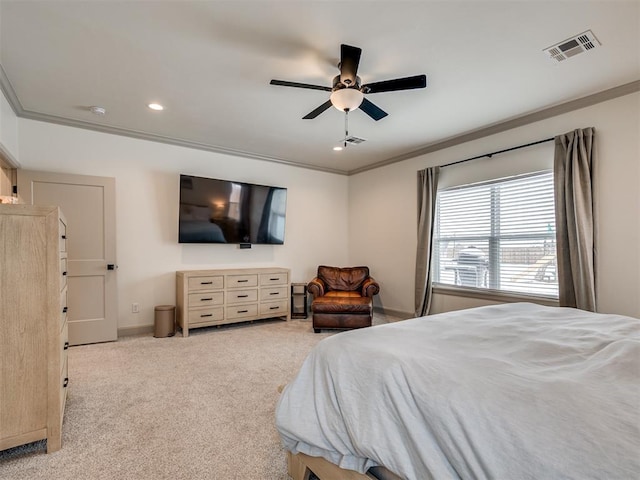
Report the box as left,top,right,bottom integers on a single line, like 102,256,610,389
441,136,555,168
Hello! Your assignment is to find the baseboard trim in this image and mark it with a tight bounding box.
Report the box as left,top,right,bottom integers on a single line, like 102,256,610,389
118,324,154,338
373,306,414,320
120,313,412,336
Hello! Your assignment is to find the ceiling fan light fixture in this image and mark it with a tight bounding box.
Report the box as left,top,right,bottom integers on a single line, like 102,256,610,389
330,88,364,112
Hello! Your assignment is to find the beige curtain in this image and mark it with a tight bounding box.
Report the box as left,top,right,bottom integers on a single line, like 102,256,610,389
554,127,596,311
415,166,440,317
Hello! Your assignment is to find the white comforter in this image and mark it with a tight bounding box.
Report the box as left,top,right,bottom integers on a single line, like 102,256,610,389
275,303,640,480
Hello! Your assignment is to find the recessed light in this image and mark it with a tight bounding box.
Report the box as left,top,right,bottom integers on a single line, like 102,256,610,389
148,103,164,111
89,106,106,115
333,146,343,151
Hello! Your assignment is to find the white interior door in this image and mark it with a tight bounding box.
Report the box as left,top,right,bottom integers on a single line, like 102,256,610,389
18,170,117,345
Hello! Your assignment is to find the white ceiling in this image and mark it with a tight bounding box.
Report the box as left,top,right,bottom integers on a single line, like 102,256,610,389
1,1,639,174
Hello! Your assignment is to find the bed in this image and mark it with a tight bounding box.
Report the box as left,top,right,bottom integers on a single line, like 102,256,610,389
275,303,640,480
178,220,226,243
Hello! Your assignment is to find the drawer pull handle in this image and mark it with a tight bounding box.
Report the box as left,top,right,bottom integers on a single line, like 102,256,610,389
237,279,249,283
200,314,213,318
238,310,248,313
62,271,67,276
64,342,69,350
270,306,280,310
63,306,68,313
201,298,213,301
269,292,279,295
200,281,213,285
237,294,248,298
63,378,69,388
269,278,279,281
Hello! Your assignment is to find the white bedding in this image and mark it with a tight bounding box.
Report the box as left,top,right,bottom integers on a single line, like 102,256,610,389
275,303,640,480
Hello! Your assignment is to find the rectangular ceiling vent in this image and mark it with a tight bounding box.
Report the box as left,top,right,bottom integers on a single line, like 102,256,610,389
544,30,601,63
344,136,366,145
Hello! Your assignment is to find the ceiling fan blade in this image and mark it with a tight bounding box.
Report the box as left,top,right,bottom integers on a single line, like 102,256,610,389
359,98,388,121
303,100,333,119
270,79,331,92
339,44,362,87
362,74,427,94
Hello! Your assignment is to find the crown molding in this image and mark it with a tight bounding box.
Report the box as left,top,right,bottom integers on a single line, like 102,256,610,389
0,64,347,175
347,79,640,175
17,109,348,175
1,62,637,177
0,64,22,117
0,65,22,168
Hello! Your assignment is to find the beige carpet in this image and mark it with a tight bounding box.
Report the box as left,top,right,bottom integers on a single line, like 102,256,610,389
0,314,401,479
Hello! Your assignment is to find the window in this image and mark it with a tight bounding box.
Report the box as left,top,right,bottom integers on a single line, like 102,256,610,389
433,171,558,298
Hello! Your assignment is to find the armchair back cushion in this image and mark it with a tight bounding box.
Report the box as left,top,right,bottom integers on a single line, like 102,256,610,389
318,265,370,293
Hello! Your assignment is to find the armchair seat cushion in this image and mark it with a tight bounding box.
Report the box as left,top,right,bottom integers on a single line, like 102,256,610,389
312,295,372,314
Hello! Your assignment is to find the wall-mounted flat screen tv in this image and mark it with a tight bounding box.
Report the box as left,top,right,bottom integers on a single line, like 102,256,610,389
178,174,287,244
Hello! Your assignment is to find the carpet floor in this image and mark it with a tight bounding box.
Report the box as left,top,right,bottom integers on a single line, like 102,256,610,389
0,314,401,479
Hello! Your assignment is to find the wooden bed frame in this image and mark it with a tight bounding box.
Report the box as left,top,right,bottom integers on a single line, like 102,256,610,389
287,451,405,480
287,451,378,480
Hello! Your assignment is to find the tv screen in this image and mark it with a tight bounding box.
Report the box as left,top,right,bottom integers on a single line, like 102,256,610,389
178,174,287,244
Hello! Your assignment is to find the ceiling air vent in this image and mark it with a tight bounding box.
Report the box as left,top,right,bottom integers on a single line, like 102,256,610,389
344,136,366,145
543,30,601,63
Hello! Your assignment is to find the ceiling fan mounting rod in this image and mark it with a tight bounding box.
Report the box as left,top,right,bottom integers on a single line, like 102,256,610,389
344,110,349,148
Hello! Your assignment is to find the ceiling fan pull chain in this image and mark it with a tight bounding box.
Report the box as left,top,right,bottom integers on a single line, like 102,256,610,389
344,110,349,148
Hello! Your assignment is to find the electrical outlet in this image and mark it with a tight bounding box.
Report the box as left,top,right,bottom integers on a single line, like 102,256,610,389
132,303,140,313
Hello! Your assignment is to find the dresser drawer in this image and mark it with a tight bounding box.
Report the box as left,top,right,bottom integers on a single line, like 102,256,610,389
59,218,67,253
226,288,258,304
260,299,288,316
60,257,68,290
60,287,68,332
260,272,288,286
227,274,258,288
226,304,258,320
188,291,224,308
188,275,224,291
260,286,287,301
60,357,69,416
188,307,224,325
60,321,69,374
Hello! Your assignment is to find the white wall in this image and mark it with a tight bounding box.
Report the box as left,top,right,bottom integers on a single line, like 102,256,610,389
13,91,640,331
17,119,350,330
349,92,640,319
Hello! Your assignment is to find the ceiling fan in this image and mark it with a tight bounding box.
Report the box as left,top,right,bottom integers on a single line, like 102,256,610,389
270,44,427,121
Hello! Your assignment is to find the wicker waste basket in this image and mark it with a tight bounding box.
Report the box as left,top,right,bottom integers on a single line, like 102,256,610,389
154,305,176,338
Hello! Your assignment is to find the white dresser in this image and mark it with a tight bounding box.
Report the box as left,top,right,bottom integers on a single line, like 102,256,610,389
0,204,69,453
176,267,290,336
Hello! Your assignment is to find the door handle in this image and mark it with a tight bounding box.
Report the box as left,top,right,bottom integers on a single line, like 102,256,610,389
107,264,117,270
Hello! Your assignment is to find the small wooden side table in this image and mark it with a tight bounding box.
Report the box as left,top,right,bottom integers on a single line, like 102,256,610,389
291,283,308,319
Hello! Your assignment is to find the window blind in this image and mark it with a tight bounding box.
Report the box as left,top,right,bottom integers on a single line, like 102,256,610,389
433,171,558,298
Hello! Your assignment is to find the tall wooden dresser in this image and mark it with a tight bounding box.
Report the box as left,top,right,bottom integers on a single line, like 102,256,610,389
0,205,69,453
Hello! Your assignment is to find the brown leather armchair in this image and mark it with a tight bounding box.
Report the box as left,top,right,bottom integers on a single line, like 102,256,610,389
308,265,380,333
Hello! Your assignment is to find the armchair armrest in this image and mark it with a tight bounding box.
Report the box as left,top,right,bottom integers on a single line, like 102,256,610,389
307,277,325,297
362,277,380,298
